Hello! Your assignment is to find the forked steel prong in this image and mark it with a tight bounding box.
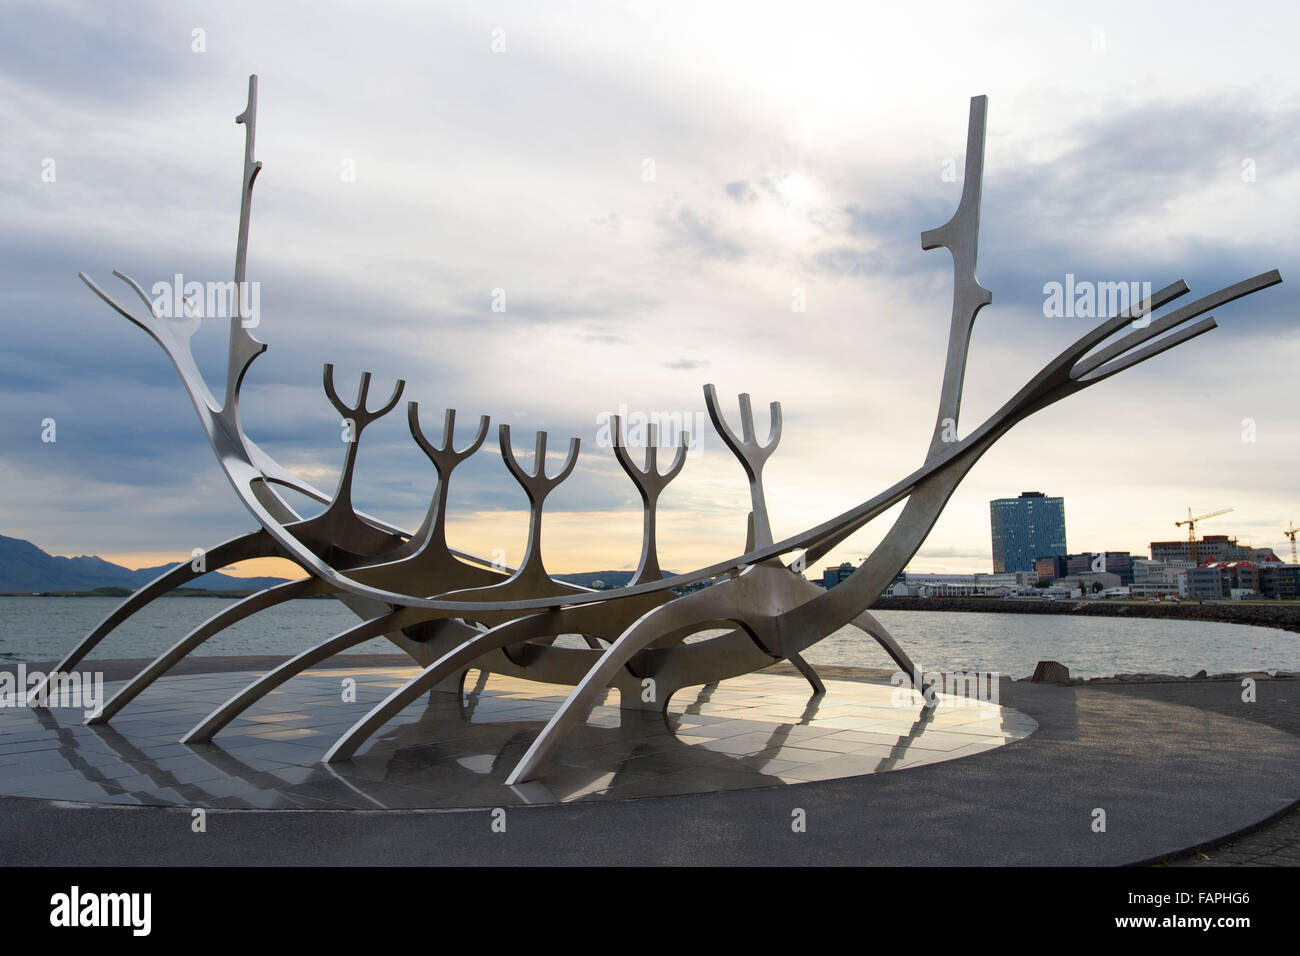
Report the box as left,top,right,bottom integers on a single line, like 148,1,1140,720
1071,270,1281,381
612,416,688,583
704,384,781,548
383,403,491,563
409,404,490,473
499,425,580,499
306,364,408,534
1077,317,1218,384
322,364,406,428
495,424,580,584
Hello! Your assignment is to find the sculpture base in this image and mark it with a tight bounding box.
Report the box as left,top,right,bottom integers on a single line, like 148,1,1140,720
0,664,1032,808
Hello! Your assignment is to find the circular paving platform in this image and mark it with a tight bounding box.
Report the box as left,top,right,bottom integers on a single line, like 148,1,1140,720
0,667,1033,808
2,662,1299,865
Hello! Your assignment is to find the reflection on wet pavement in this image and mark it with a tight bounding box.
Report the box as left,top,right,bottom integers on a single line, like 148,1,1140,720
0,668,1035,808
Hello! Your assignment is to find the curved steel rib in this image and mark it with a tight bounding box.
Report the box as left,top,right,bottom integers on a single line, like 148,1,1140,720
326,596,866,767
88,577,331,725
323,613,560,762
847,609,912,675
322,587,682,762
27,529,279,706
504,589,746,784
181,606,466,743
787,654,825,695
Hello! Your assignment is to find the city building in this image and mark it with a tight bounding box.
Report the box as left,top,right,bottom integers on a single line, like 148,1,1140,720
1058,571,1121,594
1176,566,1224,600
1034,551,1133,585
1033,554,1069,582
1150,534,1280,565
1129,558,1189,598
822,562,856,589
888,570,1035,597
1201,561,1260,598
1132,558,1191,585
990,491,1067,574
1259,566,1300,600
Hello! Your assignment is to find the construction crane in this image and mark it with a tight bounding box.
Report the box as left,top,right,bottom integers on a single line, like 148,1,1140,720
1175,507,1232,565
1284,521,1299,565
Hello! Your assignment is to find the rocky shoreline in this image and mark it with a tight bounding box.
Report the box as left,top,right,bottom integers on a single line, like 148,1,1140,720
869,595,1300,635
763,660,1299,686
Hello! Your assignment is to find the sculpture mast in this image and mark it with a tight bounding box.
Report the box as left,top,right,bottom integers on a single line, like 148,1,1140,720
221,75,266,429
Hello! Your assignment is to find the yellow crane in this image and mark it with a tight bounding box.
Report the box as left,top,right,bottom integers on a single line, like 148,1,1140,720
1284,521,1299,565
1175,507,1232,564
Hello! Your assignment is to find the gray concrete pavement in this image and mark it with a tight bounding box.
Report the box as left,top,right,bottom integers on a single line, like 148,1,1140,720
1,659,1297,866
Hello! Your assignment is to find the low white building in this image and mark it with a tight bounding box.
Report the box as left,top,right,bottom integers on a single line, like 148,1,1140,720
893,570,1035,597
1132,558,1192,587
1058,571,1121,594
1130,582,1178,598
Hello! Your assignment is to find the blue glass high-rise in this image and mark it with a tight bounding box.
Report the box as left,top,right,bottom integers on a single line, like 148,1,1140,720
990,492,1067,573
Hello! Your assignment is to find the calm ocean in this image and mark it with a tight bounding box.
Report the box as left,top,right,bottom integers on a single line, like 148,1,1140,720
0,596,1295,680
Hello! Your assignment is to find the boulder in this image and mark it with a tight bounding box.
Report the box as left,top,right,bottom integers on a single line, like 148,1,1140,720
1031,660,1071,683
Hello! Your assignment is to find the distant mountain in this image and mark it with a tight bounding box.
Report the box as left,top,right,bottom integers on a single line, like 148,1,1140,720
0,535,292,593
0,536,679,595
552,570,686,590
553,570,637,590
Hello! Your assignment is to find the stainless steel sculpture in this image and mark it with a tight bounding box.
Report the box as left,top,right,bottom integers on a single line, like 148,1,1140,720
37,77,1282,786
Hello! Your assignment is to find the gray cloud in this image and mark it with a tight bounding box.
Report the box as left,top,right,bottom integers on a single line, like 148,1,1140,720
797,98,1297,327
724,180,759,204
809,245,885,278
656,203,746,262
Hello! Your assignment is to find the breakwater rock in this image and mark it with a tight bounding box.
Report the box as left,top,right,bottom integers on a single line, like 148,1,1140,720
868,596,1300,636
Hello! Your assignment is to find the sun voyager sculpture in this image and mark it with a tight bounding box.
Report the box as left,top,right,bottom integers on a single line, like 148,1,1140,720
33,78,1282,786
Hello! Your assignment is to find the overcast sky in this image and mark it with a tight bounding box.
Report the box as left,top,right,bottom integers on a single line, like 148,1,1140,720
1,0,1297,581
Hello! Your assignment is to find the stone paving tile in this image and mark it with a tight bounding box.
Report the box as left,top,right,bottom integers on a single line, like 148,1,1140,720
780,753,887,782
790,733,889,754
753,743,849,765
